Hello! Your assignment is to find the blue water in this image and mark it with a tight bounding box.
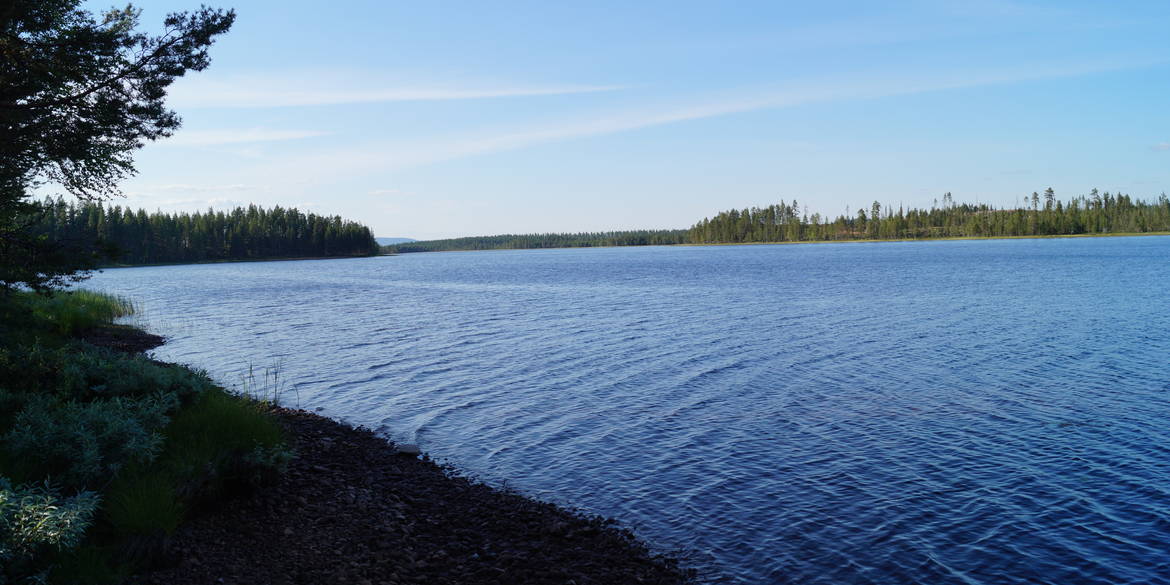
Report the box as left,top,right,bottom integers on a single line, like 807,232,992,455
87,237,1170,584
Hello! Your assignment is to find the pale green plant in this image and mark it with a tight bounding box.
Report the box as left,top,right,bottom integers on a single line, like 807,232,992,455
2,395,172,490
0,478,99,582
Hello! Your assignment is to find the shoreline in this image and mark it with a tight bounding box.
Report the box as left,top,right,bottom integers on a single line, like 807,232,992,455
682,230,1170,247
96,327,693,584
91,231,1170,267
98,254,382,270
133,408,693,585
392,230,1170,254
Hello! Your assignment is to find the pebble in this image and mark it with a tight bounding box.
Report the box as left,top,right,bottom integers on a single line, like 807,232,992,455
128,408,691,585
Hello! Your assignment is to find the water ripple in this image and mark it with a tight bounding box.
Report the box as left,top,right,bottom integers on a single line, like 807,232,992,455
89,238,1170,584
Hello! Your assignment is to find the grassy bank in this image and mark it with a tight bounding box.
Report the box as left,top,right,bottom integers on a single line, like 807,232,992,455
0,291,289,584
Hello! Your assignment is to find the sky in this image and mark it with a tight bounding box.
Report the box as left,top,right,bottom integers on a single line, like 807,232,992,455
68,0,1170,239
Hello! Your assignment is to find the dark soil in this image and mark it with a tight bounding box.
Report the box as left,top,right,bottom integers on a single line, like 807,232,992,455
129,408,694,585
81,324,166,354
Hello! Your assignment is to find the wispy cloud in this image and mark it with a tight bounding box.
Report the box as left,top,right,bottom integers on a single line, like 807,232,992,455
120,196,252,209
1153,142,1170,151
165,128,330,146
209,54,1166,202
272,56,1162,176
121,185,262,209
129,183,257,194
169,73,624,109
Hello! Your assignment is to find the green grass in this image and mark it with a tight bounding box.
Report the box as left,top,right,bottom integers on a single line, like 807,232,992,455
22,290,136,336
158,387,288,496
103,470,184,538
85,388,288,573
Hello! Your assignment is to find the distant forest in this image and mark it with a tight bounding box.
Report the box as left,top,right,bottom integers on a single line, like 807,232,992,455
690,189,1170,243
36,189,1170,263
391,230,689,253
29,198,379,265
390,189,1170,253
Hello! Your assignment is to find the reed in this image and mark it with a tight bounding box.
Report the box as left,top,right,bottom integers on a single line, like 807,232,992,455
24,290,136,335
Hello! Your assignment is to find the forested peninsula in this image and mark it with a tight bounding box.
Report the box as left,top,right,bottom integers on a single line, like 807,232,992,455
391,189,1170,253
29,199,379,266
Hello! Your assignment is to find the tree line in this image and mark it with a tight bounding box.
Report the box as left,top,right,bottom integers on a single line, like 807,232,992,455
391,230,689,253
28,198,379,265
689,189,1170,244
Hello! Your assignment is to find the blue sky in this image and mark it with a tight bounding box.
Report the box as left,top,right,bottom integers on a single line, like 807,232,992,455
77,1,1170,239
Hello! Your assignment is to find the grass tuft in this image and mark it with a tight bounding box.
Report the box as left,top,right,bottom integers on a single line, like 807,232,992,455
163,387,285,470
25,290,136,336
103,471,184,538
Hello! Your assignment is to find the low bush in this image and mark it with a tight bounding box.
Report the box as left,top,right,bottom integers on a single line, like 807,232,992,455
1,394,173,490
0,479,99,582
0,289,290,582
0,342,214,405
53,344,214,403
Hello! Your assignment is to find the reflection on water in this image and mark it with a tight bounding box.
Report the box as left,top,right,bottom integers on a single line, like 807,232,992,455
89,237,1170,584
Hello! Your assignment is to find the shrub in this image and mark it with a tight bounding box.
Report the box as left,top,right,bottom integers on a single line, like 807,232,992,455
0,288,291,579
0,479,99,583
53,344,213,403
0,341,214,406
1,395,173,490
0,388,30,435
0,344,68,397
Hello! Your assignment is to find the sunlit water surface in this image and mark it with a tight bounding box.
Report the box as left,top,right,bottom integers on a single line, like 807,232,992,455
87,238,1170,584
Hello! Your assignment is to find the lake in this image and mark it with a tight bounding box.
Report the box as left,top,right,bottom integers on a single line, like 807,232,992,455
87,237,1170,584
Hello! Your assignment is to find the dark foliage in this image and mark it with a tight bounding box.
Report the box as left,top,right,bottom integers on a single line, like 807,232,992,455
0,292,287,583
0,0,234,290
27,198,380,265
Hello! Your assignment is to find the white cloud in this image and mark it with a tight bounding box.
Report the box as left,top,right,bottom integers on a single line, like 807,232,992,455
367,188,403,196
120,196,251,210
1153,142,1170,151
262,56,1160,177
119,184,263,211
165,128,330,146
128,183,256,194
168,73,624,109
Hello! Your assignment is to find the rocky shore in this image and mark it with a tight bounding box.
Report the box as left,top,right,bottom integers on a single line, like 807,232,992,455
105,325,692,584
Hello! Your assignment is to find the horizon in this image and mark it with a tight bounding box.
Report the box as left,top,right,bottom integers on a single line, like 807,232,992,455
64,0,1170,239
